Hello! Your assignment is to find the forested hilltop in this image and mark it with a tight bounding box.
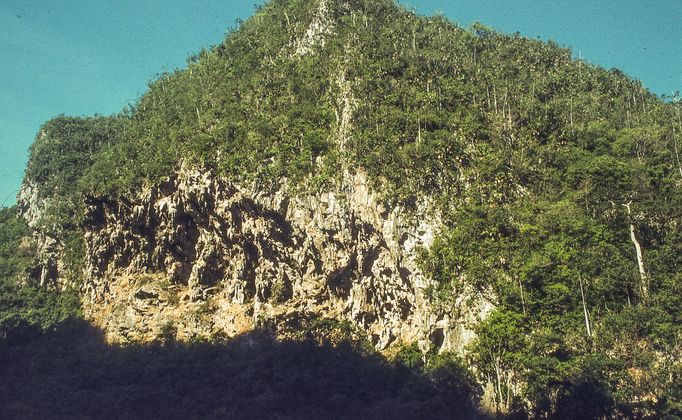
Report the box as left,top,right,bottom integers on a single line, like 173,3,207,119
3,0,681,418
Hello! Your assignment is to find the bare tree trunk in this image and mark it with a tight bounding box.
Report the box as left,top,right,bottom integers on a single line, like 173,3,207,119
674,126,682,178
417,117,421,146
284,12,291,30
623,202,648,299
505,373,512,411
493,358,503,413
579,274,592,338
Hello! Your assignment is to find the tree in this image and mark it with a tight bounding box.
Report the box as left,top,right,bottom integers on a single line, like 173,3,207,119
469,310,526,413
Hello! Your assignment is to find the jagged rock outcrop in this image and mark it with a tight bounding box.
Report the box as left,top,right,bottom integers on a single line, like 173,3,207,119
64,165,492,351
16,181,65,288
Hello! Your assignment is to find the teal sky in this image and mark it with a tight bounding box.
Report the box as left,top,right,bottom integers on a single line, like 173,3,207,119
1,1,680,206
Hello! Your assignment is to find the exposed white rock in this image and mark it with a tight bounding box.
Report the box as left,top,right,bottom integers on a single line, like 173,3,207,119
293,0,334,56
15,163,484,351
17,180,47,230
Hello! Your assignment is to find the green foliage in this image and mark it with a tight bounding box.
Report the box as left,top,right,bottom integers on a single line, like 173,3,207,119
0,207,32,280
300,317,373,351
159,321,178,344
25,115,125,199
393,342,482,409
25,115,126,233
394,341,424,370
0,324,482,419
0,207,81,344
427,352,481,396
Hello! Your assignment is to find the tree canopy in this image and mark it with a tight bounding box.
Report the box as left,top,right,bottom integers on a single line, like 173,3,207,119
16,0,681,416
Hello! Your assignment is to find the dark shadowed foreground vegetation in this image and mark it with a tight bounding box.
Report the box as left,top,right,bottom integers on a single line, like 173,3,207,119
1,317,674,419
1,321,483,420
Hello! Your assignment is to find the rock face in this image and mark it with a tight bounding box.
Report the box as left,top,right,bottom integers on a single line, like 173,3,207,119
20,165,492,352
16,0,493,352
16,181,65,288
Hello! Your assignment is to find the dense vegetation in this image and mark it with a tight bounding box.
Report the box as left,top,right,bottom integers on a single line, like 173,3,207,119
0,207,80,343
1,322,484,420
10,0,682,417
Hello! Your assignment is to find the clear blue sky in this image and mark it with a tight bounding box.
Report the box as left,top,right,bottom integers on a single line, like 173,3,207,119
1,0,680,206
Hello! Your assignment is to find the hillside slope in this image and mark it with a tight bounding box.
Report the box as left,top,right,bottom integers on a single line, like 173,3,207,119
8,0,681,417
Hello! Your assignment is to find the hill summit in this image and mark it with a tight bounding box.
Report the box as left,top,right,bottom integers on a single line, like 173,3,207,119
5,0,681,417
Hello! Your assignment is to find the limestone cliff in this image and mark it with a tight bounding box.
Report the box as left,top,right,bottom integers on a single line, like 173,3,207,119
19,164,491,352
